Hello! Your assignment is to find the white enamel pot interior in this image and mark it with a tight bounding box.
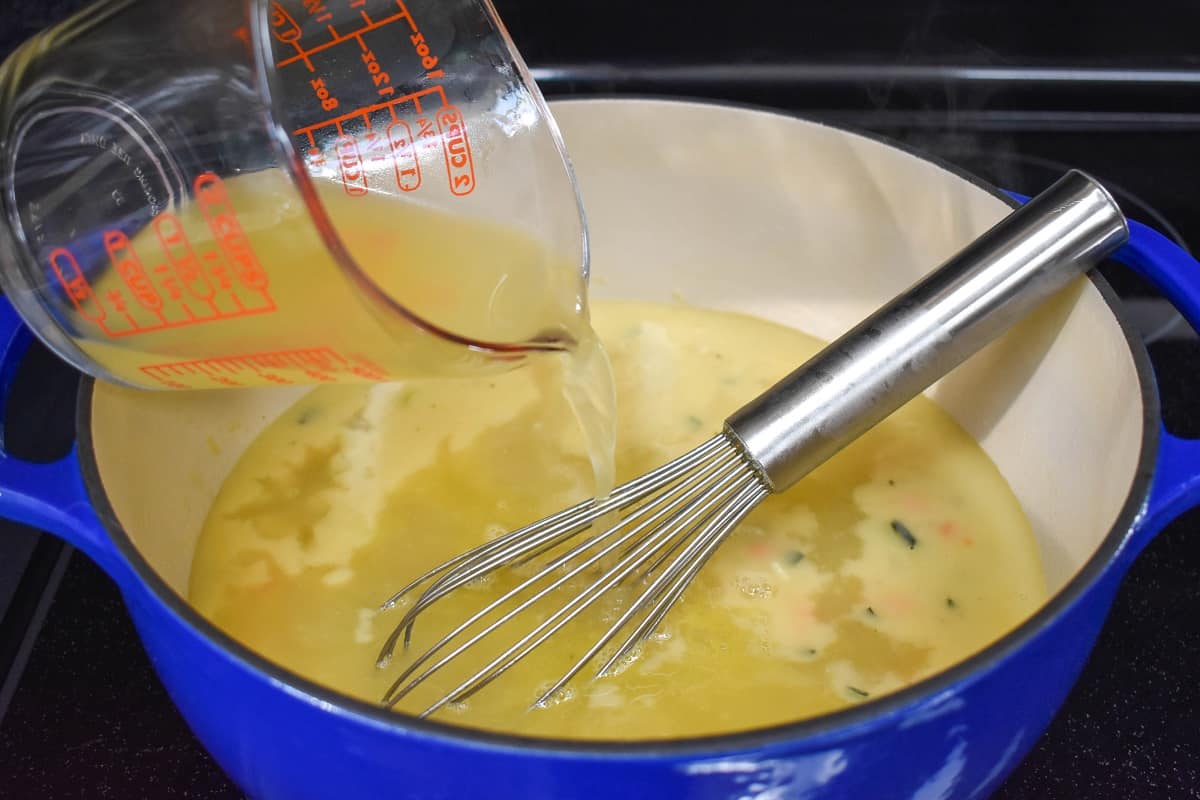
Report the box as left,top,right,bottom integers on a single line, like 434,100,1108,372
84,97,1150,746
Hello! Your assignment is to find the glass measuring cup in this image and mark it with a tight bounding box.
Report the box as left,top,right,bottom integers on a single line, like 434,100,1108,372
0,0,588,389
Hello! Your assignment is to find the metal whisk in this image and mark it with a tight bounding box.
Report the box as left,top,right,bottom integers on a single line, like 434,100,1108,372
376,171,1128,716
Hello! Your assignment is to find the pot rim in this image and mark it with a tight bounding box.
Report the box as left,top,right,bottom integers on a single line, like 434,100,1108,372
74,96,1160,759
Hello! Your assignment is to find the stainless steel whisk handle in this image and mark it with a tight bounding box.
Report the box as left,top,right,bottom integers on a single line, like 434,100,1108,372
725,170,1129,492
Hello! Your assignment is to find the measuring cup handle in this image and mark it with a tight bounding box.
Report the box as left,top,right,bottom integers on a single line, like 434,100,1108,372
0,297,124,578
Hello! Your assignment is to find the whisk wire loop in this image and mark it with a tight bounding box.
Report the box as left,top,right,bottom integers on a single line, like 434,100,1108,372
379,437,746,708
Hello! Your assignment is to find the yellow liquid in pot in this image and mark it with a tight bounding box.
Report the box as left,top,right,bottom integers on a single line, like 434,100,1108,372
188,301,1046,740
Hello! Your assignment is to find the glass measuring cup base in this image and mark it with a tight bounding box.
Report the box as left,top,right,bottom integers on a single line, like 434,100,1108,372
0,285,144,390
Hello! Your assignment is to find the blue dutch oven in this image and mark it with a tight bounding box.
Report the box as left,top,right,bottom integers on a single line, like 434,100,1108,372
0,99,1197,799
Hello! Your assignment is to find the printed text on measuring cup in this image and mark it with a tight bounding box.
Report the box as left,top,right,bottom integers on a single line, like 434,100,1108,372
270,0,478,200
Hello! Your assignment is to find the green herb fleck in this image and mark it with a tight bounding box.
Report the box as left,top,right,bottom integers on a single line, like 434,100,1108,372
847,686,871,698
865,606,877,617
398,389,416,408
946,597,957,609
685,415,703,430
890,519,918,549
296,408,320,425
887,479,896,487
798,647,819,659
782,550,806,566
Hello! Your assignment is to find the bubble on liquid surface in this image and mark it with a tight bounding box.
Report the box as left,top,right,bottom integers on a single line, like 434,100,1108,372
463,574,496,590
380,593,413,611
736,575,776,599
599,591,634,624
604,644,643,676
533,684,577,708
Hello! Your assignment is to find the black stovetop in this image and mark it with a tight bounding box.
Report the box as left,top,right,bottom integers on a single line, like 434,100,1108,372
2,2,1199,797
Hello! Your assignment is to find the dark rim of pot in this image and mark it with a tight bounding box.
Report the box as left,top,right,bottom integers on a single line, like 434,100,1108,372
75,97,1159,759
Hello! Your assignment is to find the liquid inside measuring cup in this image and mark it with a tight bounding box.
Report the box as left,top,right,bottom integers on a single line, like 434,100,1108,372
69,170,583,384
75,168,618,495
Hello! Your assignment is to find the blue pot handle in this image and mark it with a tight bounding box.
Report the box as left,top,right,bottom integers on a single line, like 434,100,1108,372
1107,221,1200,544
0,298,124,578
1008,190,1200,549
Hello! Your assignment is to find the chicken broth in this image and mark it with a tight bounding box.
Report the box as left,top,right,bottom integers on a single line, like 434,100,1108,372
188,300,1045,740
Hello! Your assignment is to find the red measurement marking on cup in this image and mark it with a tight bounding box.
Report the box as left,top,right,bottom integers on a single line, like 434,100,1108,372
269,3,302,45
48,174,276,338
140,348,390,389
104,231,164,320
435,106,475,196
411,115,445,180
291,84,446,140
301,0,334,25
273,2,415,69
154,213,217,311
386,120,420,191
49,247,106,325
269,2,312,71
194,173,273,295
335,134,369,195
271,1,471,198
